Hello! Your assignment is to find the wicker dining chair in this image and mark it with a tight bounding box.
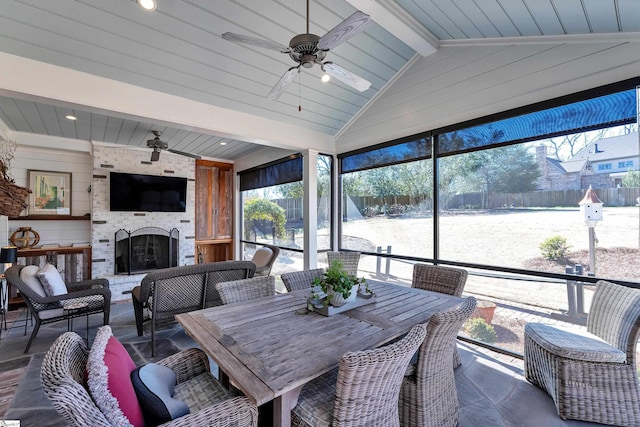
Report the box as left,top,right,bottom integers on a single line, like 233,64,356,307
399,297,477,427
216,276,276,305
411,264,468,297
281,268,325,292
292,323,426,427
326,251,361,277
41,329,258,427
524,280,640,426
411,263,469,368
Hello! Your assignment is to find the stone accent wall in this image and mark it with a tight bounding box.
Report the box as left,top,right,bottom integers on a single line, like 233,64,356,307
91,143,196,300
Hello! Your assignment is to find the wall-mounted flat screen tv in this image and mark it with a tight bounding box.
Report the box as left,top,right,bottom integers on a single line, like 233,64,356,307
110,172,187,212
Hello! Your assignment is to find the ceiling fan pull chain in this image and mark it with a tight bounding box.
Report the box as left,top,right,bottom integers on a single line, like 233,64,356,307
299,71,302,112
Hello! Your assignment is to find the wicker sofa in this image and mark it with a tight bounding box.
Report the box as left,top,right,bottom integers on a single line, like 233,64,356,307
132,260,256,355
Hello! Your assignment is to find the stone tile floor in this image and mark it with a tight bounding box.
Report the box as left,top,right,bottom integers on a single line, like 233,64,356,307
0,300,604,427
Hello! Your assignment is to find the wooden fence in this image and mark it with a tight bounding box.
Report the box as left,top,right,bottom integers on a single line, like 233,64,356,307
447,187,640,209
270,187,639,222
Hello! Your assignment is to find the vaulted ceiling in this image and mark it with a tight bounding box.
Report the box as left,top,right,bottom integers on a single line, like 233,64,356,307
0,0,639,162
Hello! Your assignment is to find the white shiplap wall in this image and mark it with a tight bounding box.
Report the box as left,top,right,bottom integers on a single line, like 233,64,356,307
9,136,92,247
337,40,640,152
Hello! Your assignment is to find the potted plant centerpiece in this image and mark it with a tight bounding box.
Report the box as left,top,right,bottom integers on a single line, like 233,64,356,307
312,260,366,307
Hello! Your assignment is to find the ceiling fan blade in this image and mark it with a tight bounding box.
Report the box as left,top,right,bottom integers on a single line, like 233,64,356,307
322,62,371,92
267,67,300,100
317,11,371,51
168,148,202,159
221,32,290,53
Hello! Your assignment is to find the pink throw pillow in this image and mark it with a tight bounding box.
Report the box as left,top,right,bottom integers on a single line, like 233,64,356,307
87,326,145,427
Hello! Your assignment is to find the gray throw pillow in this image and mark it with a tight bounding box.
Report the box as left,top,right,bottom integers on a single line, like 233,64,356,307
131,363,189,426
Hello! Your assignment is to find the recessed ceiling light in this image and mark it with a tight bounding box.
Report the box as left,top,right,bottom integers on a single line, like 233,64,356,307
220,142,227,146
65,115,77,121
137,0,157,11
321,73,331,83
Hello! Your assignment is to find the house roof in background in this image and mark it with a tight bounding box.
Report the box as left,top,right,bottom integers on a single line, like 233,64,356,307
570,132,640,162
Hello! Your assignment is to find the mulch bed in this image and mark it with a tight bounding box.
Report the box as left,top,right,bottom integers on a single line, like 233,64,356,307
524,247,640,282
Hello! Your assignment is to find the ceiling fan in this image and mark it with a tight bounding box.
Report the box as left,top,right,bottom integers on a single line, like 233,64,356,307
222,0,372,100
146,131,201,162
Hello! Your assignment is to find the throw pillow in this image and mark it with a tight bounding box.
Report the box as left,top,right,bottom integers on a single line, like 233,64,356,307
87,326,145,427
131,363,189,426
19,265,47,298
37,264,67,296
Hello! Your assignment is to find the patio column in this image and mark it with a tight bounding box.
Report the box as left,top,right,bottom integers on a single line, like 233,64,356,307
303,149,318,269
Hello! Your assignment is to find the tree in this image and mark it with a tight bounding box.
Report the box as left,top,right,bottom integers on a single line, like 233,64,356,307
276,182,304,198
243,198,286,240
456,145,540,208
544,129,608,161
622,170,640,188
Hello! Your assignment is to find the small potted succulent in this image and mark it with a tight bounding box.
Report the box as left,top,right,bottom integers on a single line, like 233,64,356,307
312,260,366,307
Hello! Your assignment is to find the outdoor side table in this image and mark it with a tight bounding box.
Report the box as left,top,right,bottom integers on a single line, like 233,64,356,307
63,301,89,342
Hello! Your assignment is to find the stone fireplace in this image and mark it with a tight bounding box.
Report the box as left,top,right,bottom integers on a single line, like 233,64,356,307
91,143,197,300
115,227,179,274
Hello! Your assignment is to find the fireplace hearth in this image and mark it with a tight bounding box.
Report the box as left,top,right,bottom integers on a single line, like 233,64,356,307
115,227,179,274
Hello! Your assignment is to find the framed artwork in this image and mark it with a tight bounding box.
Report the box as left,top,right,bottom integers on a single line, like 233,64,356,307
27,170,72,215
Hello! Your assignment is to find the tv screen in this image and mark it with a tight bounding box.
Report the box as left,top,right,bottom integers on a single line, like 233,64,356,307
110,172,187,212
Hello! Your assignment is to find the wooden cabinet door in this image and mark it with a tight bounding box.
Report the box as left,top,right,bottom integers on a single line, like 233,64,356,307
195,160,233,241
217,168,232,239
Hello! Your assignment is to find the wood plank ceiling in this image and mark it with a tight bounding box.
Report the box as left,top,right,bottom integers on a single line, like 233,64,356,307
0,0,637,160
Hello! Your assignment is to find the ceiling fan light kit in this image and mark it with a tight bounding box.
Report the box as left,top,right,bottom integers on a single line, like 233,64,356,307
222,1,372,100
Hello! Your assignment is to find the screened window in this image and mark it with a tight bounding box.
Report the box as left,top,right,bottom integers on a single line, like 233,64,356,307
438,88,637,155
240,155,304,252
438,124,639,282
339,79,639,285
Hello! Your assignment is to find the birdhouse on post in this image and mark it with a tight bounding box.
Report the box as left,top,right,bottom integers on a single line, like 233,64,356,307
579,185,603,228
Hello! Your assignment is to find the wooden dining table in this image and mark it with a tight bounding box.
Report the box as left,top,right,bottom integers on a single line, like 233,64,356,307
176,280,464,427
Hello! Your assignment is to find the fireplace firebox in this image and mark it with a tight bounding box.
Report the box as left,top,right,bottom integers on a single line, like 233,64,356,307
115,227,179,274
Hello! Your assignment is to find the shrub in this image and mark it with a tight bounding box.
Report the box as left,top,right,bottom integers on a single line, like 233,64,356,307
539,236,570,261
362,205,380,217
464,318,497,343
243,198,286,241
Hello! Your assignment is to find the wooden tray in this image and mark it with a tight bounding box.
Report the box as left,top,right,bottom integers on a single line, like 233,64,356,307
311,293,377,317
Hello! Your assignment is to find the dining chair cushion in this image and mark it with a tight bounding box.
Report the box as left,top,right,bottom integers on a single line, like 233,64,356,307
525,322,626,363
19,265,47,298
131,363,189,426
173,371,236,413
87,326,145,427
37,263,68,296
292,367,338,427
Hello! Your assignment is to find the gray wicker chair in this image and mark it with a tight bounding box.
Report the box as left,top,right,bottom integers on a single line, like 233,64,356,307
411,263,469,368
524,280,640,426
399,297,477,427
132,260,256,356
292,323,427,427
251,244,280,276
411,264,468,297
5,265,111,353
281,268,325,292
326,251,361,276
216,276,276,305
41,330,258,427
